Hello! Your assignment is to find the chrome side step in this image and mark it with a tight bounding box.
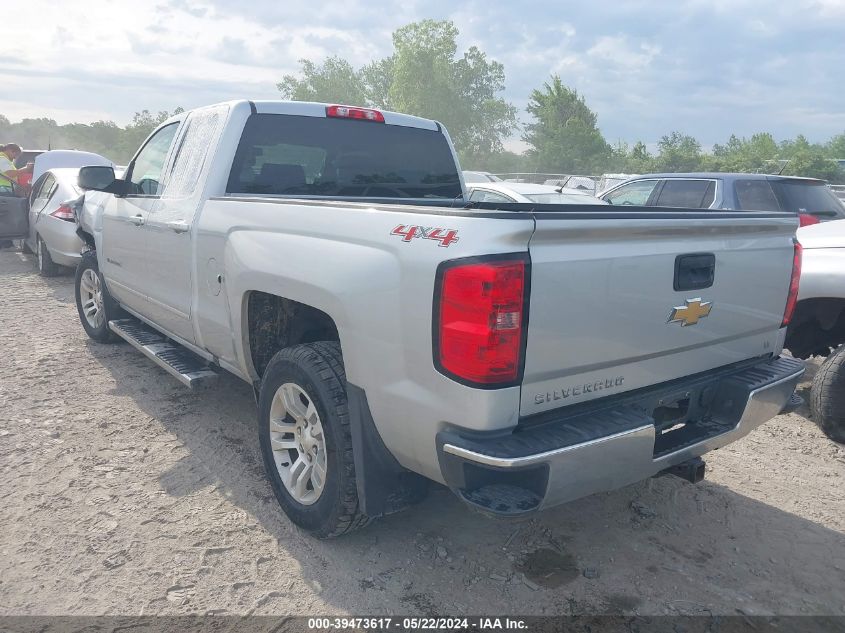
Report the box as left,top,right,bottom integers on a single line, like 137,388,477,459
109,318,219,390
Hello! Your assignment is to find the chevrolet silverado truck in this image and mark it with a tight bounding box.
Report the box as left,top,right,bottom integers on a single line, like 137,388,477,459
72,100,805,537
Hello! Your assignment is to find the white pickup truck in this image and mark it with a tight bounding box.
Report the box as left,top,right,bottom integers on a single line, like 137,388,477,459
72,100,805,537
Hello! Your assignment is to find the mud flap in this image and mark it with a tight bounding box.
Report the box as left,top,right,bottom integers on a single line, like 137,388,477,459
346,383,428,517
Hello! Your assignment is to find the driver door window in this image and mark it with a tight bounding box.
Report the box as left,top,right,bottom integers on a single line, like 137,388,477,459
127,123,179,196
604,180,658,206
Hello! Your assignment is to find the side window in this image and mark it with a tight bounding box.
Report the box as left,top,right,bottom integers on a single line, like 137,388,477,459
127,123,179,196
603,180,658,205
30,174,56,213
468,189,487,202
164,106,228,199
653,179,716,208
28,174,49,204
735,180,780,211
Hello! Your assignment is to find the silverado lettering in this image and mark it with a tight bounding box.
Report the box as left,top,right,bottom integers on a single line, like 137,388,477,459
534,376,625,404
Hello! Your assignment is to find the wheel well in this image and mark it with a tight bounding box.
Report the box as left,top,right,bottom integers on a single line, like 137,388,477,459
785,298,845,359
247,291,340,378
77,228,96,251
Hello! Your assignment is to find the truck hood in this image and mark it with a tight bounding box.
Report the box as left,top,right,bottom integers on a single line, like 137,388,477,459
797,217,845,250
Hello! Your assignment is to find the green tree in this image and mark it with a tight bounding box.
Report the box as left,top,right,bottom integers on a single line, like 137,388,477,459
387,20,517,160
522,76,610,174
467,150,528,174
276,20,517,161
653,131,703,172
605,140,654,173
360,56,395,109
826,132,845,159
782,149,844,182
710,132,779,172
277,57,367,105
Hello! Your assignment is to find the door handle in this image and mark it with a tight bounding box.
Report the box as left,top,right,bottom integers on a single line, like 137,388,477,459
167,221,190,234
129,214,145,226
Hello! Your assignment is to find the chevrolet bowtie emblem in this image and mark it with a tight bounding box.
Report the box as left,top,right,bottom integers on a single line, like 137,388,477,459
668,298,713,327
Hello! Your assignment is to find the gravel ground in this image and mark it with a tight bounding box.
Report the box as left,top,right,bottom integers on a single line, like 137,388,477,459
1,247,844,617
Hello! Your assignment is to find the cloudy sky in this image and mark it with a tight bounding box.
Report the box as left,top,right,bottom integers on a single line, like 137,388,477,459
4,0,844,150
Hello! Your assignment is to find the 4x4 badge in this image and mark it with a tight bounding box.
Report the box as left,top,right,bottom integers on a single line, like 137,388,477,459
668,298,713,327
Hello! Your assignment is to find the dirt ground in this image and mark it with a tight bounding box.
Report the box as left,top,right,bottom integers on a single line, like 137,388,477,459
1,247,844,617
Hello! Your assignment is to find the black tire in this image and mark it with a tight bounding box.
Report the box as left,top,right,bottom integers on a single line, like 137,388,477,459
258,341,371,538
810,345,845,443
36,235,60,277
74,252,122,343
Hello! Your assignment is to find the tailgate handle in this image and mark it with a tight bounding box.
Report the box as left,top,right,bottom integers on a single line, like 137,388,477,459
674,253,715,291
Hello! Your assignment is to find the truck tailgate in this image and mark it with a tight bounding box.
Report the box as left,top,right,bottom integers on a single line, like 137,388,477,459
521,212,798,417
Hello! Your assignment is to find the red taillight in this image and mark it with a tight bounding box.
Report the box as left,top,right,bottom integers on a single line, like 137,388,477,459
435,257,528,386
50,204,75,221
326,104,385,123
799,213,820,227
782,240,802,327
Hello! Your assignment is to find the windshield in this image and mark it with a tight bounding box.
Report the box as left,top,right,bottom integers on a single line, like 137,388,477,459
524,192,605,204
227,114,461,199
772,180,845,219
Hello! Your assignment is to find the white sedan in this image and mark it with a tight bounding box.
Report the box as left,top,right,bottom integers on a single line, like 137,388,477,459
466,182,608,205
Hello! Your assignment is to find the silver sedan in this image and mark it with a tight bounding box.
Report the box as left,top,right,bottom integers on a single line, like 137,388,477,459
23,168,86,276
466,181,608,205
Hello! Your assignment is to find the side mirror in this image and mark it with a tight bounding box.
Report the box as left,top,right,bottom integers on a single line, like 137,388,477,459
78,165,125,195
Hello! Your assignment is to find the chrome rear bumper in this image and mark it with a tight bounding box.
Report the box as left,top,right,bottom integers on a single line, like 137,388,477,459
437,356,804,515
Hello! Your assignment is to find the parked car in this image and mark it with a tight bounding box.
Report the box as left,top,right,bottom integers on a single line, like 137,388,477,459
68,100,802,538
466,181,607,204
596,173,639,194
22,168,87,276
0,150,112,275
542,175,598,193
462,170,502,183
784,218,845,442
599,173,845,225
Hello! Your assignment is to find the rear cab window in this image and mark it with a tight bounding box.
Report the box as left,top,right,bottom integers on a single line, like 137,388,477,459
227,114,462,200
770,179,845,221
653,179,716,208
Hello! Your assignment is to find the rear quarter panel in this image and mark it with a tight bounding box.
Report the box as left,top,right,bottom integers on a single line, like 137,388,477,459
197,198,535,481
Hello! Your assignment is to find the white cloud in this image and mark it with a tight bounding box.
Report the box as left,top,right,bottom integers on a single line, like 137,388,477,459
1,0,843,149
587,36,661,69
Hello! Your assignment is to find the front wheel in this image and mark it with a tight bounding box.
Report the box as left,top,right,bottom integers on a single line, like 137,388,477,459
74,252,122,342
258,341,371,538
810,344,845,443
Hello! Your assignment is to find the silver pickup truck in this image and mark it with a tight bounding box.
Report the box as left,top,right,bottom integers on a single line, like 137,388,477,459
70,100,805,537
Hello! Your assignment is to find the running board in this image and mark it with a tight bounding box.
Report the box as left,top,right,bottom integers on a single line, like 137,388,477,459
109,318,219,390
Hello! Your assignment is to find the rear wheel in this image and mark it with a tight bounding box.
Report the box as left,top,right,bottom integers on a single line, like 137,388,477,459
74,252,122,343
258,341,371,538
36,236,59,277
810,345,845,443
